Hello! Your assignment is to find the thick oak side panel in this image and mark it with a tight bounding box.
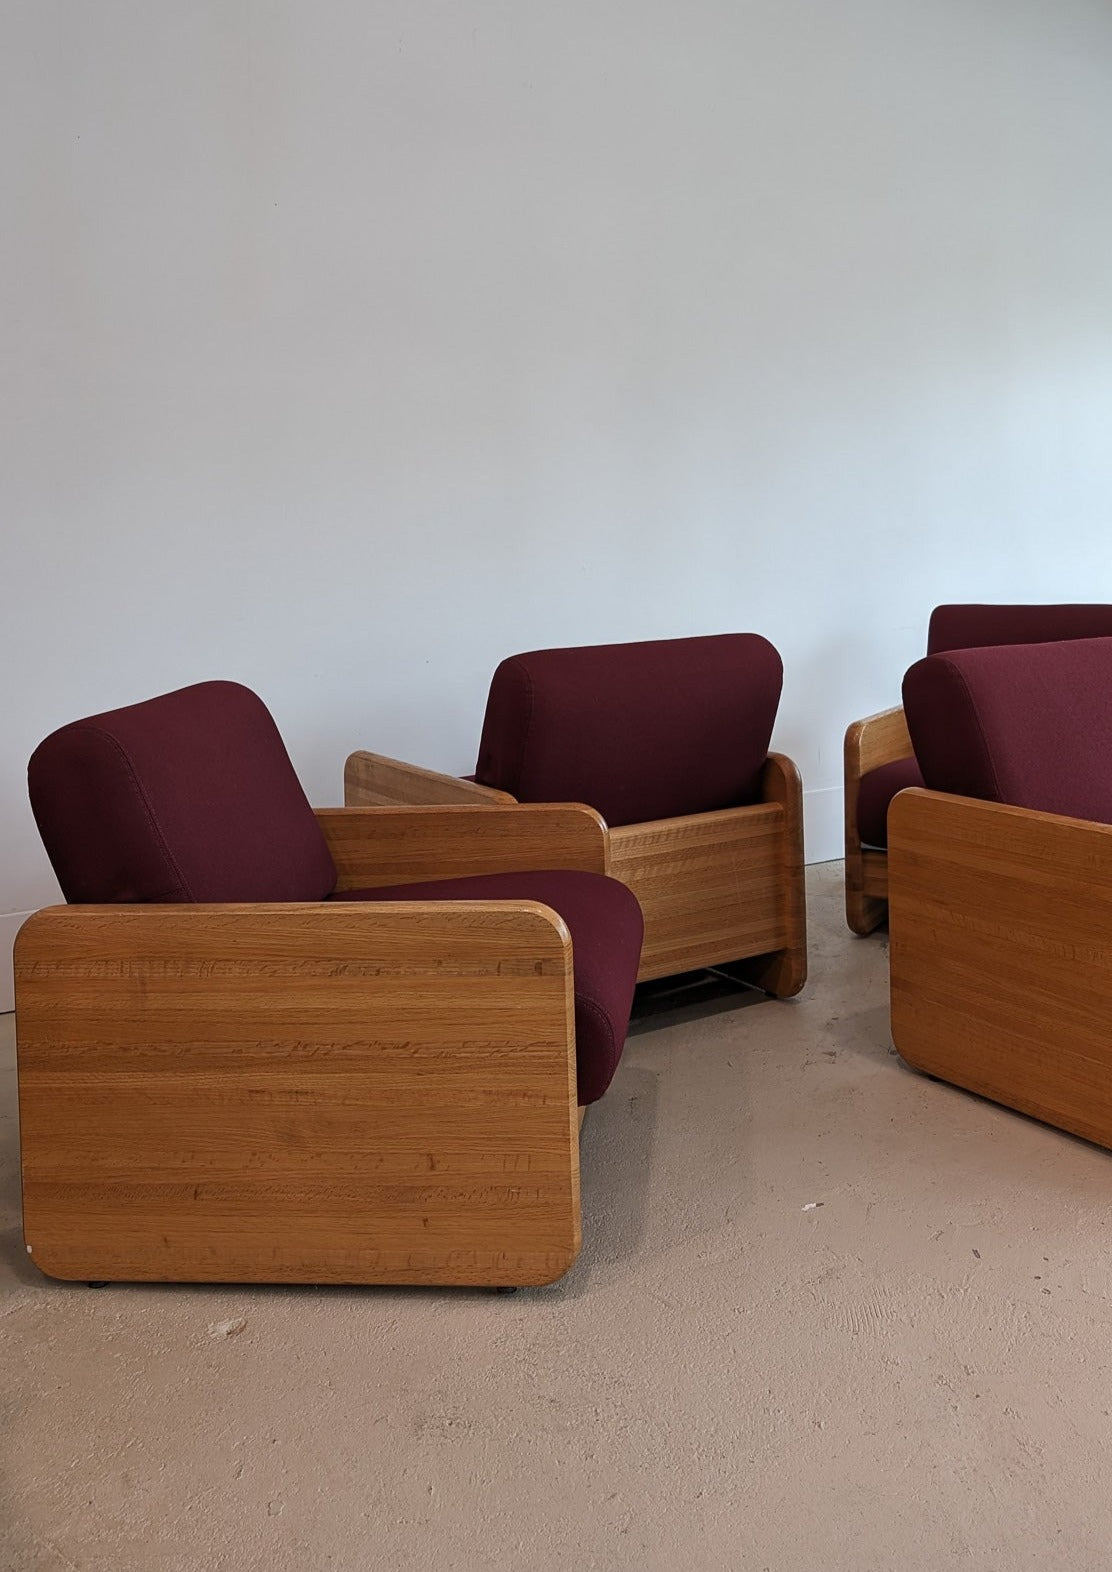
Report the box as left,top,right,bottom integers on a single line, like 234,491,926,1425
611,800,787,985
315,804,609,890
15,901,580,1286
889,789,1112,1150
728,753,807,998
844,704,913,936
344,751,513,807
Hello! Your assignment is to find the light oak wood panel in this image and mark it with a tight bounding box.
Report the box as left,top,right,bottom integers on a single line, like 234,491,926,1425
861,851,889,900
845,704,912,778
843,704,913,936
15,901,580,1286
727,753,807,997
611,802,787,985
344,751,512,807
889,788,1112,1151
315,804,609,891
340,747,807,992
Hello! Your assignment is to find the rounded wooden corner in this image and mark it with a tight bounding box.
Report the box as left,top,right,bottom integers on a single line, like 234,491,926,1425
20,1239,90,1283
534,1252,581,1287
845,891,887,937
504,899,574,957
887,1028,932,1079
12,906,65,972
776,956,808,998
559,801,609,834
886,785,932,841
843,715,867,766
342,749,367,771
765,750,803,785
761,945,808,998
520,1233,582,1288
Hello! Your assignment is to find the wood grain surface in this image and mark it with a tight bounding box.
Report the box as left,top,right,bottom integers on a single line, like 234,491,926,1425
316,803,609,890
15,901,581,1285
344,750,512,807
341,746,808,993
844,704,913,936
728,753,808,997
609,752,805,992
890,788,1112,1151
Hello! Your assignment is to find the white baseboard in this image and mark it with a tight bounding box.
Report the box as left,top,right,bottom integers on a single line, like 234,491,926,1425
0,910,33,1015
803,784,842,865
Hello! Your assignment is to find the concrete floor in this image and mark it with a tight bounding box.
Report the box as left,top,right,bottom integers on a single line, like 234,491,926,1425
4,862,1112,1570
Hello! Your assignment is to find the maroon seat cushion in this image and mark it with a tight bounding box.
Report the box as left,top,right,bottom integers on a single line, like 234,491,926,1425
28,681,337,904
340,871,644,1104
928,604,1112,655
903,636,1112,822
473,634,783,827
856,757,925,848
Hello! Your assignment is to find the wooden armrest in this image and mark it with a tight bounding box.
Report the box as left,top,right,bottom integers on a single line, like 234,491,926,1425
844,710,909,933
844,705,913,784
889,789,1112,1148
760,752,802,811
315,803,609,890
14,901,580,1286
344,750,514,807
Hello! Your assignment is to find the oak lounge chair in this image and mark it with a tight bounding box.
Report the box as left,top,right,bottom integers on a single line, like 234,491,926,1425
345,634,807,995
16,681,643,1288
889,635,1112,1150
844,603,1112,935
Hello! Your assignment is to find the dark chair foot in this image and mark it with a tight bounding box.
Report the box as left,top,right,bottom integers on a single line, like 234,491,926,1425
87,1281,109,1289
493,1286,519,1296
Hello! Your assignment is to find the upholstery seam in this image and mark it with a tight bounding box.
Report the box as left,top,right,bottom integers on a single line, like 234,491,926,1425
508,658,536,799
576,991,618,1075
81,724,192,901
945,664,1006,801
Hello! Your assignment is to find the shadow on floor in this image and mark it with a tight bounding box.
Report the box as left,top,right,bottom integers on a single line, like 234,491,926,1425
628,968,768,1035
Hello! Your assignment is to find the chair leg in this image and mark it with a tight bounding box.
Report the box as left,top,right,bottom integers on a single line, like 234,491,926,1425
843,707,909,936
742,753,807,997
726,945,806,999
846,880,887,936
845,840,889,936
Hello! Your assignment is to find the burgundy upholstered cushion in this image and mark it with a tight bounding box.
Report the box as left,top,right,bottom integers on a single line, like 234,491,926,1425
927,604,1112,655
855,757,925,848
473,634,783,827
903,636,1112,822
29,681,337,904
340,871,644,1104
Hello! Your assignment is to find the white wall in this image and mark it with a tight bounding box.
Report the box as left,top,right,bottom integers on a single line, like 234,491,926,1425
4,0,1112,1008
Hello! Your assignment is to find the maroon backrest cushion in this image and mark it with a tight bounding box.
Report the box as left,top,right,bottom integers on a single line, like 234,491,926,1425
474,634,783,827
902,637,1112,823
29,681,337,904
927,603,1112,655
